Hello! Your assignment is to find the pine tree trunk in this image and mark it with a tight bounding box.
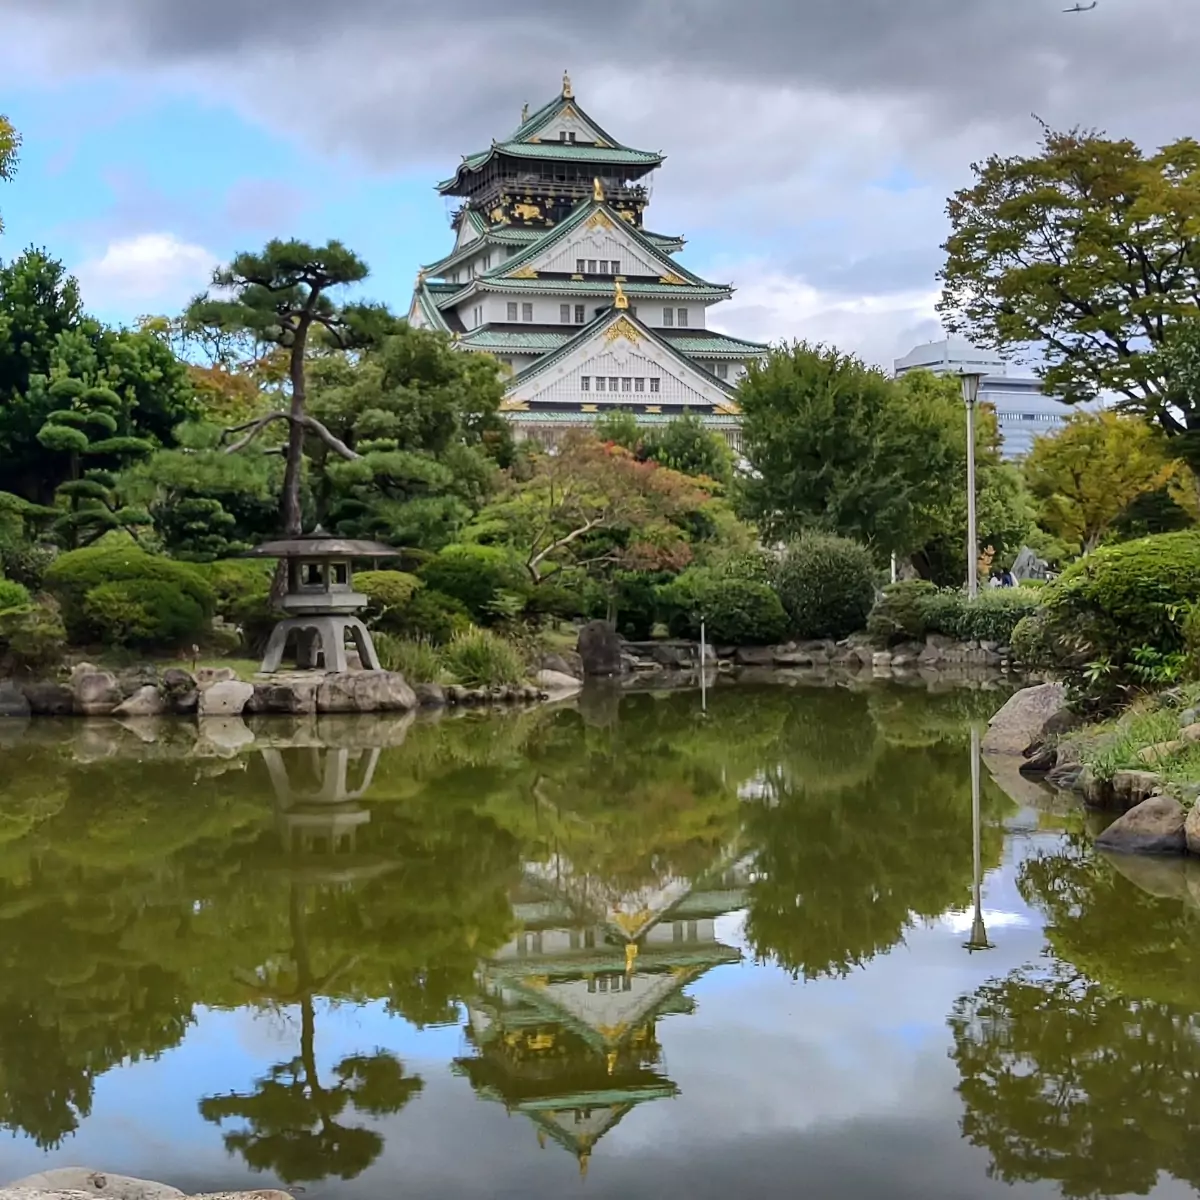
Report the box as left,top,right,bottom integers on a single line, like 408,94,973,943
273,325,310,607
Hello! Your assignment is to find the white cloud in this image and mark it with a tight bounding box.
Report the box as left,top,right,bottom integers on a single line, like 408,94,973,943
73,232,218,315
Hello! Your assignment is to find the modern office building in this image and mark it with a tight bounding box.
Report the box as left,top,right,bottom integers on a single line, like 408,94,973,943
894,337,1073,459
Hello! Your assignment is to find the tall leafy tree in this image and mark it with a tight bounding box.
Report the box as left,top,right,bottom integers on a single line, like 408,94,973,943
1023,410,1187,554
188,240,392,537
0,115,18,235
939,126,1200,457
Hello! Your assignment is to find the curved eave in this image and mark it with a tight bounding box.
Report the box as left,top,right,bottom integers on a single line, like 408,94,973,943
438,143,664,194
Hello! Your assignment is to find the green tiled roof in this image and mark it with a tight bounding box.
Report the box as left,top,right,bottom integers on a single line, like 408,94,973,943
470,277,733,299
507,89,630,151
665,331,770,356
503,410,739,427
461,329,572,352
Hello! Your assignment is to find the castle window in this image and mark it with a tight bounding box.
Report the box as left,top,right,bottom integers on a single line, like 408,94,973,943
595,377,606,393
622,378,632,392
587,259,597,273
609,377,619,392
575,304,586,323
677,308,689,327
483,254,492,270
630,305,637,317
650,378,661,393
522,303,534,322
716,361,729,380
635,378,645,393
600,260,609,274
507,302,518,321
581,376,590,391
577,258,586,273
561,304,572,324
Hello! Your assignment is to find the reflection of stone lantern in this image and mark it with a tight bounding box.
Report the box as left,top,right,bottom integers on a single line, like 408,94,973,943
245,533,397,674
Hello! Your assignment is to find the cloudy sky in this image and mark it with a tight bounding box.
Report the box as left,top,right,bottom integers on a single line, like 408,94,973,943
1,0,1198,366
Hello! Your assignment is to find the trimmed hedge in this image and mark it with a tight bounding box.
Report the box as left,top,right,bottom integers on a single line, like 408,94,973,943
419,544,530,622
658,568,788,645
391,589,472,645
919,588,1041,644
200,558,274,620
44,545,214,647
356,570,425,633
773,533,877,640
867,580,937,645
0,578,30,614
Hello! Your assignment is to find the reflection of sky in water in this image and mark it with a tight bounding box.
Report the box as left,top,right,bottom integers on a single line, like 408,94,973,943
5,836,1183,1200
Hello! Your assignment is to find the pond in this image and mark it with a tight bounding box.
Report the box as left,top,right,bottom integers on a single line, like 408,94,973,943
0,679,1198,1199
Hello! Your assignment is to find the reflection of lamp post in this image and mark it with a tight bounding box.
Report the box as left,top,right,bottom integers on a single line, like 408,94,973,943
964,725,994,953
959,370,985,599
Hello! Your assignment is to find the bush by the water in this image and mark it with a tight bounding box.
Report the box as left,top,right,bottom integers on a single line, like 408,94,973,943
772,533,877,640
441,627,527,687
920,588,1041,644
374,634,444,683
44,544,214,648
356,570,424,632
1039,531,1200,704
391,588,472,644
1010,611,1052,667
419,544,529,622
867,580,937,645
0,593,67,671
658,568,788,645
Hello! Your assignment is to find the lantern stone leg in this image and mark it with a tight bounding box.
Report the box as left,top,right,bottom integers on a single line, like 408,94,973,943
259,615,382,674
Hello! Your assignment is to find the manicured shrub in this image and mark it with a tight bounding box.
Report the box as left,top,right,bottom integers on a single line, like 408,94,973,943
917,588,1041,644
772,533,877,640
0,534,55,591
1010,612,1052,667
0,578,30,614
44,544,214,645
356,570,425,632
700,577,789,645
0,594,67,671
866,580,938,645
419,544,529,622
442,628,527,687
374,635,444,683
656,568,714,639
1039,531,1200,705
201,558,274,620
613,571,668,641
392,589,472,645
82,579,207,649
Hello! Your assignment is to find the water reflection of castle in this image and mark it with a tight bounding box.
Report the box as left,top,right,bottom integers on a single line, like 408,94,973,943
454,852,753,1175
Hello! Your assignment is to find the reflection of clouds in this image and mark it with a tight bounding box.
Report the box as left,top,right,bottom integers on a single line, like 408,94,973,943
938,910,1031,935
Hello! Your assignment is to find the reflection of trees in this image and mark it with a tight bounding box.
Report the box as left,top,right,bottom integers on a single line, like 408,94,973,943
743,701,1009,980
950,962,1200,1198
199,887,423,1185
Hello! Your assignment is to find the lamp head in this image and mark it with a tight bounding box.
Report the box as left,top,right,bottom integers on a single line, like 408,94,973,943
958,369,985,406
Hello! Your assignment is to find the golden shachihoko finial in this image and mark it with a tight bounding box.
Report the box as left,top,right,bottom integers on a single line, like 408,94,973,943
593,176,605,203
562,69,573,99
613,280,629,311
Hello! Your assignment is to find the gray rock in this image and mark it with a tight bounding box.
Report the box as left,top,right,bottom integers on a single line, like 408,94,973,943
72,670,121,716
113,685,166,717
981,683,1068,756
315,670,416,714
1112,769,1164,811
734,646,776,667
3,1169,184,1197
773,650,820,667
194,717,256,755
0,681,32,718
541,652,582,677
1103,850,1193,900
115,666,159,700
872,651,892,668
194,666,237,689
1181,708,1199,729
536,669,582,697
246,679,318,715
197,679,254,717
1186,804,1200,856
1095,795,1187,856
577,620,626,677
20,680,74,715
160,668,198,714
414,682,446,707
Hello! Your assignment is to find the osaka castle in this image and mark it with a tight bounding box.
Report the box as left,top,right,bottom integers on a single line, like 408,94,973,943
407,72,767,446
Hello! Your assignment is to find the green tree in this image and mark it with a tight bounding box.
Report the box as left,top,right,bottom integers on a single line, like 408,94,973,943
188,240,391,538
1024,410,1186,554
737,344,963,558
940,126,1200,461
639,414,734,486
0,115,18,235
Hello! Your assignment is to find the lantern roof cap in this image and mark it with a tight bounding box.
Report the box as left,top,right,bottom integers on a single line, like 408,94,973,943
245,531,399,560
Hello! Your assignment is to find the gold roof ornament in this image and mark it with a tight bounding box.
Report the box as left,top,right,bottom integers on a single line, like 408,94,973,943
562,69,573,99
521,102,529,122
593,176,605,203
624,941,638,972
614,280,629,310
579,1151,590,1180
415,268,427,287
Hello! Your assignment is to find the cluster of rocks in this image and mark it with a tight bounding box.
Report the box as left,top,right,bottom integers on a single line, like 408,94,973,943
0,662,563,722
2,1167,288,1199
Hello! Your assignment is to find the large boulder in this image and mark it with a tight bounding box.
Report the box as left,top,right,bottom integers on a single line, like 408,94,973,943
1185,804,1200,856
20,681,75,716
160,669,199,715
541,651,584,678
71,670,121,716
0,680,32,718
315,671,417,714
1095,795,1187,856
113,685,166,718
536,669,583,698
577,621,626,678
981,683,1068,756
195,666,238,689
115,666,159,700
414,682,446,707
2,1170,290,1200
733,646,776,667
246,678,319,715
198,680,255,717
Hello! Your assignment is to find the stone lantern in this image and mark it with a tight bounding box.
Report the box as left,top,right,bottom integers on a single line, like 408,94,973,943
245,532,397,674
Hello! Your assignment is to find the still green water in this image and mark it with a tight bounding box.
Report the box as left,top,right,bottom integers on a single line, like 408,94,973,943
0,680,1197,1199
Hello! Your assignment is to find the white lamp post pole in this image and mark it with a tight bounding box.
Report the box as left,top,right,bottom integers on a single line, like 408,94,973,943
960,371,984,599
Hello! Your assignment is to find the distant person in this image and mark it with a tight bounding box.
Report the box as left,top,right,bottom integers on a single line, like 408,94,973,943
988,574,1002,589
1001,569,1016,588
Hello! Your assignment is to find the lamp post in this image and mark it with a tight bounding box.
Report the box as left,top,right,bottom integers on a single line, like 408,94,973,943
964,724,994,953
959,370,985,599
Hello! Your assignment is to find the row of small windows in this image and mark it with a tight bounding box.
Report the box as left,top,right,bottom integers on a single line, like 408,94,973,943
663,308,689,327
506,302,536,322
996,411,1065,423
494,303,689,327
581,376,661,393
576,258,622,275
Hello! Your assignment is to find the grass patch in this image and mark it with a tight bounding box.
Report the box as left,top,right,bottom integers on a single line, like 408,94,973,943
374,635,445,684
1074,705,1182,782
442,628,528,688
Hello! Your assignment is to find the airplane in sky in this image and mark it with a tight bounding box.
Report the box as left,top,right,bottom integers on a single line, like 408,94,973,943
1064,2,1098,11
